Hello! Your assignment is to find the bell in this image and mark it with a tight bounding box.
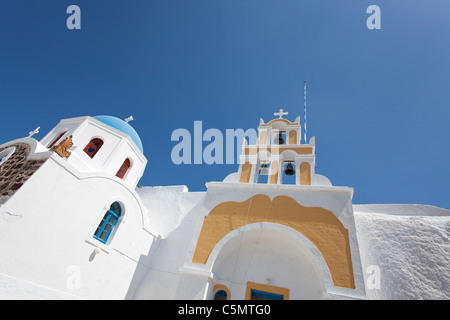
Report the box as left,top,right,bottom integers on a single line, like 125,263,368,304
284,162,295,176
276,133,285,145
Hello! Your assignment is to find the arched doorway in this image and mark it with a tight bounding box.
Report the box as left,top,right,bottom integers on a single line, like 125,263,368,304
210,224,327,299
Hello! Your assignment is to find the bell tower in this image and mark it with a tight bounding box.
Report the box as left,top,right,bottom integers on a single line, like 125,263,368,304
238,109,316,186
184,107,365,299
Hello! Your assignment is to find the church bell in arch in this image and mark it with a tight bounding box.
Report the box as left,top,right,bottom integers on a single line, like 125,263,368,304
284,162,295,176
275,131,285,145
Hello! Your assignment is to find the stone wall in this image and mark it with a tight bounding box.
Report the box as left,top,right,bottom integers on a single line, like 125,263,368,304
0,143,48,204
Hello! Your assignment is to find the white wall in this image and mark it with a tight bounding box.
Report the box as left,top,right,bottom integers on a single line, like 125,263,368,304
354,204,450,300
0,152,155,299
131,186,206,299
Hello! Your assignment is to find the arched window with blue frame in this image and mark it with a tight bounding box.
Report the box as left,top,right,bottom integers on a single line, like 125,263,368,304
214,290,228,300
93,202,121,244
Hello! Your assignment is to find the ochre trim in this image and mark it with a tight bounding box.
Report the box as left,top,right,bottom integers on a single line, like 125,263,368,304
192,194,355,289
258,130,267,146
239,162,252,183
260,119,298,127
245,282,289,300
300,162,311,185
288,130,297,144
244,146,313,156
213,284,231,300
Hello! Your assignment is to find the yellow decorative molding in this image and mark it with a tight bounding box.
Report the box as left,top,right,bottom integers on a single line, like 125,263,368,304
212,284,231,300
192,194,355,289
243,146,313,156
239,162,252,183
260,118,298,127
258,130,267,146
288,130,297,144
269,160,278,184
300,162,311,185
245,282,290,300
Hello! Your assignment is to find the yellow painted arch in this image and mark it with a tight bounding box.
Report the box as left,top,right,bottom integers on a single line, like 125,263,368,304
260,118,298,127
192,194,355,289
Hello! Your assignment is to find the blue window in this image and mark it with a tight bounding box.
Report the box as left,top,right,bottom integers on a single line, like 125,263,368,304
250,289,284,300
214,290,228,300
93,202,121,244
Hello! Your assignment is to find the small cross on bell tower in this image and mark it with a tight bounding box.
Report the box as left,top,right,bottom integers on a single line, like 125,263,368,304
274,109,288,119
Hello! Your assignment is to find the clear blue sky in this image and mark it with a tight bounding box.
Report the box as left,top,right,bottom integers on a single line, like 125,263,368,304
1,0,449,209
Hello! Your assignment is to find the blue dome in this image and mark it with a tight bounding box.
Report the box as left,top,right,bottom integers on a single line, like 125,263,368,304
93,115,144,152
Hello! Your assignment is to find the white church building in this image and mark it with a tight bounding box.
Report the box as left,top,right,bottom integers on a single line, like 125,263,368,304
0,113,448,300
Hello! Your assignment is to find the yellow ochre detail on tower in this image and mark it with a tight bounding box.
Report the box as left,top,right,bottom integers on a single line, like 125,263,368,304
192,194,355,289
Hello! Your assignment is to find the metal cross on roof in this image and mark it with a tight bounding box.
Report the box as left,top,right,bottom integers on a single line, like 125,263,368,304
274,108,288,119
28,126,40,138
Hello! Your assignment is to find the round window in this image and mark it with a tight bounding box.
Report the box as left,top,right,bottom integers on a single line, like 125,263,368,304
0,147,16,166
